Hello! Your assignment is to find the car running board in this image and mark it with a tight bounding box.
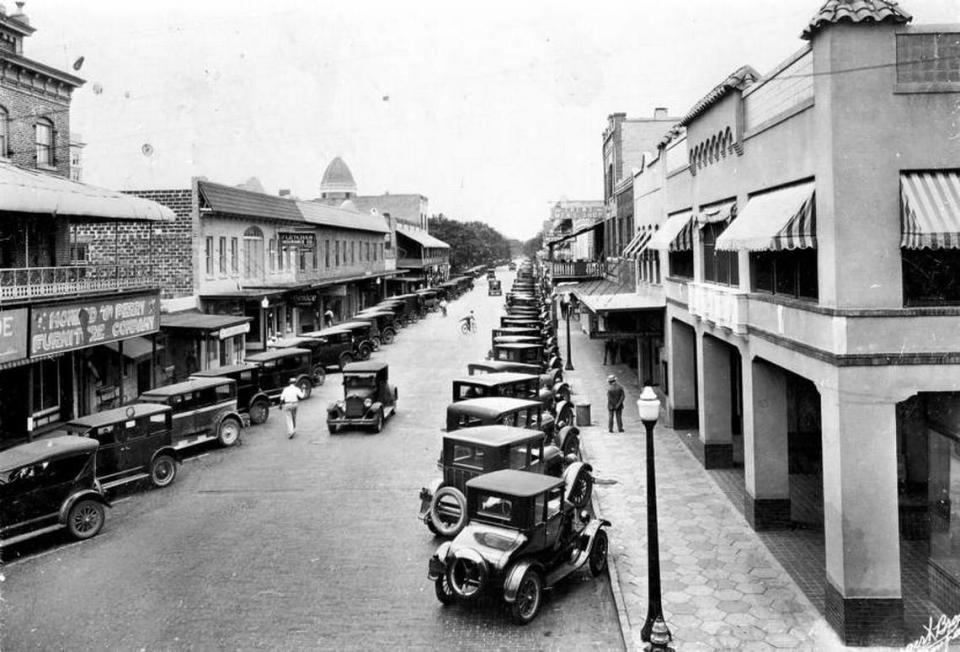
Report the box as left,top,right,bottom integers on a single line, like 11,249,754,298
544,548,591,587
3,523,64,546
100,473,150,490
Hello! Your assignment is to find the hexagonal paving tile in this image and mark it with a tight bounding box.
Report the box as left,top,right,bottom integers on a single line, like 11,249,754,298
736,582,767,595
718,600,751,614
715,589,744,601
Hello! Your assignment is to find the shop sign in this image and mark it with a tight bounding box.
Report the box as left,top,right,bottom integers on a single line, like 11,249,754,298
279,232,316,250
218,322,251,340
318,284,347,297
0,308,28,364
31,293,159,356
288,292,318,307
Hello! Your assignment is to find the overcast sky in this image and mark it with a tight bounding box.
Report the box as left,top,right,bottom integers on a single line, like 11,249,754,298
21,0,960,239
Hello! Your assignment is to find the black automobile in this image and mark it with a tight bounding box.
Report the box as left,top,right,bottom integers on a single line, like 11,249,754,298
326,361,398,433
0,437,111,548
296,328,362,370
138,377,246,450
445,397,579,459
245,347,316,399
191,364,272,425
335,322,376,358
55,404,179,491
352,310,399,346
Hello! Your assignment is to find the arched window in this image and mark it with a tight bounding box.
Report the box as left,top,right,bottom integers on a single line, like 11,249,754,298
243,226,264,280
35,118,54,167
0,106,8,159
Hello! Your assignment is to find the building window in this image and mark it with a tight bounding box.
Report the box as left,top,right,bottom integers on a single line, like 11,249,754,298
299,246,307,272
218,236,227,274
702,222,739,286
373,242,378,261
312,242,318,270
32,358,60,414
335,240,340,266
325,240,330,268
366,242,370,261
70,243,88,264
230,237,239,274
379,243,384,259
351,241,355,264
902,249,960,306
896,33,960,85
0,106,8,158
668,251,694,278
205,237,214,276
269,238,277,272
243,227,264,280
35,118,54,167
750,250,818,301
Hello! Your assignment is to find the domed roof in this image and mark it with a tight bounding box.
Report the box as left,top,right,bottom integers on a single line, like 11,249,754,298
320,157,357,196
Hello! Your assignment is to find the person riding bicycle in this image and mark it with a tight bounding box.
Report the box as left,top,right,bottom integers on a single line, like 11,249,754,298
460,310,476,331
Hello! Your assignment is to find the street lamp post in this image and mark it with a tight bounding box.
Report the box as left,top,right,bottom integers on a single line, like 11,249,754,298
637,386,672,650
564,301,574,371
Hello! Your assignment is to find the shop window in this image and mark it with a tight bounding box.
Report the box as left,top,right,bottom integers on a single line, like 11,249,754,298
702,222,739,286
668,251,694,279
205,237,214,276
351,241,356,264
31,358,60,415
903,249,960,306
219,236,227,274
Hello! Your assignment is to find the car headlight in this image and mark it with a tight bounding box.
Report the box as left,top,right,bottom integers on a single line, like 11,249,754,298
364,398,373,408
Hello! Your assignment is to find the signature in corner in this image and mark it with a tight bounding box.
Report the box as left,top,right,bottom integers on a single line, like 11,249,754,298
907,614,960,650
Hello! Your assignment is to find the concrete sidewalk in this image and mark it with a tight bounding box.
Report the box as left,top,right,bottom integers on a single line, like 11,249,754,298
562,323,868,651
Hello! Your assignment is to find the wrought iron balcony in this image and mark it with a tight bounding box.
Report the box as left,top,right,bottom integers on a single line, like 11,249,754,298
0,264,158,301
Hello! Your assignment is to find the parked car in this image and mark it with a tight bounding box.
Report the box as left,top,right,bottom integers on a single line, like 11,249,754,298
493,335,542,346
327,361,398,433
296,329,362,370
508,261,517,271
0,437,111,547
488,279,502,296
428,469,609,624
191,364,272,425
335,321,376,358
137,377,245,450
452,372,554,413
491,327,542,342
249,347,317,399
375,298,417,327
55,404,179,490
415,288,441,312
418,425,591,537
500,316,544,329
353,310,398,345
467,360,562,391
445,397,579,458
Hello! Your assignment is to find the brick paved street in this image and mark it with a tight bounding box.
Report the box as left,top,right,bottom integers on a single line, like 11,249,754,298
0,274,623,651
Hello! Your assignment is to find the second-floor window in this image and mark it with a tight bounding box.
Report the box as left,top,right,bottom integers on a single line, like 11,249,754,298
35,119,54,167
366,242,370,261
335,240,340,266
373,242,378,261
351,241,355,264
325,240,330,268
751,250,818,301
669,251,694,279
219,236,227,274
205,237,214,276
243,227,264,280
702,222,739,286
230,237,239,274
0,106,8,158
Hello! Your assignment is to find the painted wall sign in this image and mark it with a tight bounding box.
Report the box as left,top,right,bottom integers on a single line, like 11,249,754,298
279,232,316,250
0,308,29,364
31,293,160,356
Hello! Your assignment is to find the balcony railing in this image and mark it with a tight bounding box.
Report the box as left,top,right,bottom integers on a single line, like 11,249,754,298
687,282,749,334
398,256,447,269
0,264,157,301
547,260,606,280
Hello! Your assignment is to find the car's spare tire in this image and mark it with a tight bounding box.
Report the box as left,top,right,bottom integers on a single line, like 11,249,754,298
446,549,488,601
563,461,594,508
429,486,467,537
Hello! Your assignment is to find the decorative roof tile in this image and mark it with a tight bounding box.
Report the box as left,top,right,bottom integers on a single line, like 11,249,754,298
802,0,911,40
678,65,760,127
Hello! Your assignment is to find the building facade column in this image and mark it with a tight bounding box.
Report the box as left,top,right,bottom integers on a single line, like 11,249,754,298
743,358,791,529
697,333,734,468
665,318,697,429
820,383,903,646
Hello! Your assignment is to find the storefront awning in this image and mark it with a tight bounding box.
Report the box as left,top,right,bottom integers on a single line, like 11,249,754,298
397,228,450,249
697,201,736,226
0,162,175,221
622,230,652,259
647,211,694,252
568,279,665,313
715,182,815,251
901,171,960,249
161,312,252,333
103,337,163,361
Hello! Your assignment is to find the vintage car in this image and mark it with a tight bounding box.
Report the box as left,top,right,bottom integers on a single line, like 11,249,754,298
493,335,542,346
327,361,398,433
452,372,554,413
428,469,609,624
138,377,245,450
353,310,398,345
268,334,345,383
491,343,558,371
391,294,427,322
54,404,179,490
418,425,590,537
491,327,542,342
445,397,579,459
488,279,502,296
415,288,441,312
500,316,544,329
0,437,111,547
246,347,316,398
508,261,517,271
190,364,272,425
335,321,377,356
467,360,562,391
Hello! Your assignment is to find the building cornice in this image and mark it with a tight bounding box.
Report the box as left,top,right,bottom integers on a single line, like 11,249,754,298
0,51,85,88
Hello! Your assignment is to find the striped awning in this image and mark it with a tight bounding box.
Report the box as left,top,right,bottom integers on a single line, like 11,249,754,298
697,201,736,226
622,230,652,259
647,210,695,252
715,182,815,251
901,171,960,249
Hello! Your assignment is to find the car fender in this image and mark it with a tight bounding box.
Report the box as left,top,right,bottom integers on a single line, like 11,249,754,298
503,559,545,603
59,489,111,523
420,477,444,505
250,391,271,407
366,401,384,417
214,409,244,431
428,541,453,580
151,446,182,464
556,424,579,450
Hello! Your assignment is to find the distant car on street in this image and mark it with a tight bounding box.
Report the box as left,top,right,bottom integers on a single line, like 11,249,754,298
327,361,398,433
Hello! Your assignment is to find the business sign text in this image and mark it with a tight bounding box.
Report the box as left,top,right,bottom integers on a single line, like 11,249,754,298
31,293,160,356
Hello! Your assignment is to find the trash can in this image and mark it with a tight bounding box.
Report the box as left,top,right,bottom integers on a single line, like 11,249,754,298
575,403,591,427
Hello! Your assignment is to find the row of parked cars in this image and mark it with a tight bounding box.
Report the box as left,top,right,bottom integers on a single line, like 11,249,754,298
0,286,470,552
420,261,611,625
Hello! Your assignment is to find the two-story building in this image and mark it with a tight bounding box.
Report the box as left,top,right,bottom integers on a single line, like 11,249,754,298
634,1,960,645
0,5,174,446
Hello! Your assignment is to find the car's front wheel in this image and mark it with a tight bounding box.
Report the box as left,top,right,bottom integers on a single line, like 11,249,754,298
297,378,312,399
149,454,177,488
509,568,543,625
372,410,384,433
217,417,241,447
359,344,372,361
429,486,467,537
66,499,105,540
249,399,269,425
311,364,326,386
371,336,381,351
382,330,395,345
589,529,609,577
435,575,455,605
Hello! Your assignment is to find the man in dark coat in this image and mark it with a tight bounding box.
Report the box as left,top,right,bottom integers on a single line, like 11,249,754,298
607,374,625,433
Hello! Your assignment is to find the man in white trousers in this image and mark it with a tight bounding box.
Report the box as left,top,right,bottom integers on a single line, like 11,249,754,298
279,377,305,439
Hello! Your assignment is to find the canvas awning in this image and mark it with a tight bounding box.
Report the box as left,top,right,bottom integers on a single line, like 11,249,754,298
647,211,694,252
0,162,174,221
715,182,815,251
697,201,736,225
396,228,450,249
547,222,598,247
622,230,653,259
901,171,960,249
161,312,252,333
103,336,163,361
568,278,665,313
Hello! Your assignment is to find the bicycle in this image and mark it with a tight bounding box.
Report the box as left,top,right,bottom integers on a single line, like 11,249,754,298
459,318,478,334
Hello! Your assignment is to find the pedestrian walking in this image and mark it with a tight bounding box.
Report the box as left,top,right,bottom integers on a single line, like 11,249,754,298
607,374,625,433
603,338,617,365
279,377,305,439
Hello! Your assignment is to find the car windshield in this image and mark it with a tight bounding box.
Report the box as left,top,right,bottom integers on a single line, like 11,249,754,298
477,493,513,522
344,374,376,389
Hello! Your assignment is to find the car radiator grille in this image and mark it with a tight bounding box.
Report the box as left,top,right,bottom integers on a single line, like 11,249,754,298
345,398,365,418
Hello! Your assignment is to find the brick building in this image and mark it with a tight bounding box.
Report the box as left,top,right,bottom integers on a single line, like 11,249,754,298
0,5,174,446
